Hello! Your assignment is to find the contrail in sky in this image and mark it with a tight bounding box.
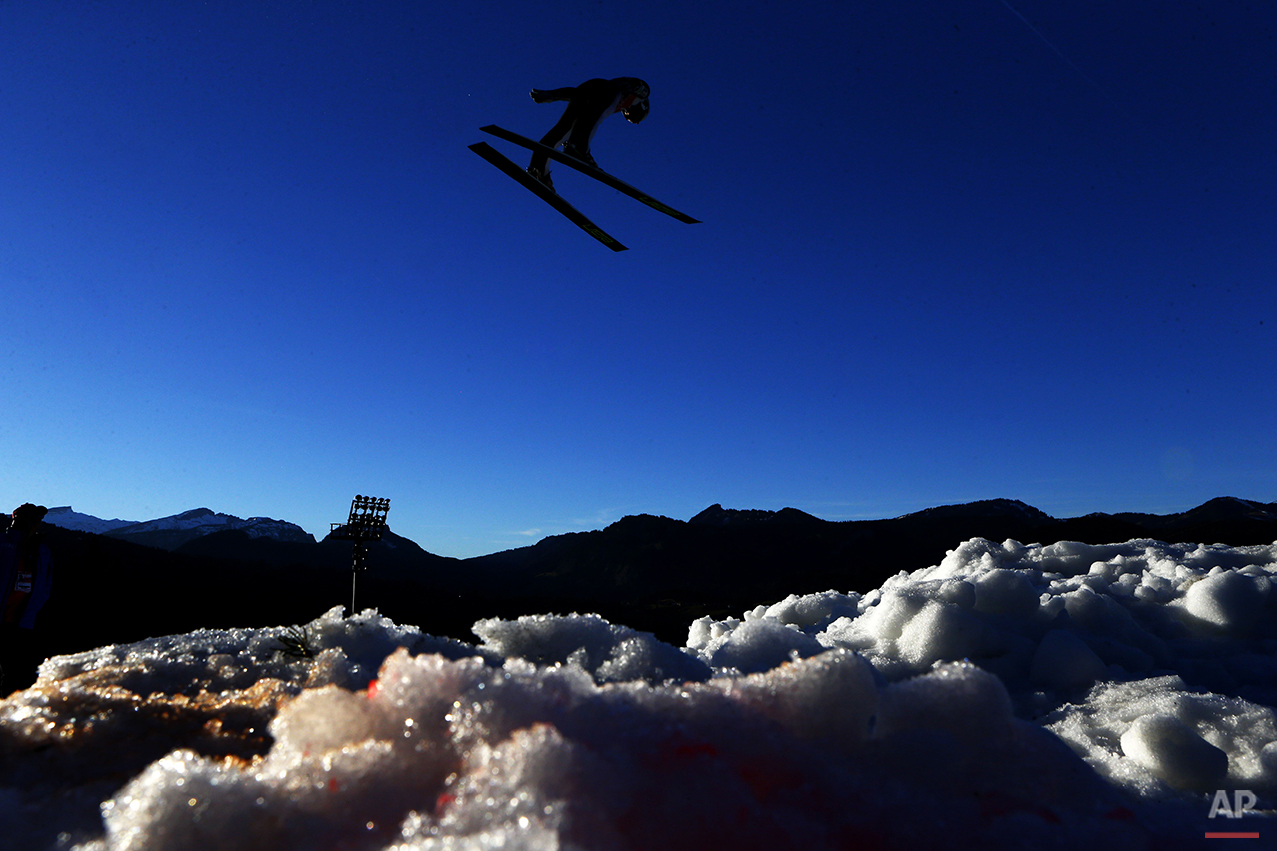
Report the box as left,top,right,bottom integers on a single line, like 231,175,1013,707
997,0,1102,91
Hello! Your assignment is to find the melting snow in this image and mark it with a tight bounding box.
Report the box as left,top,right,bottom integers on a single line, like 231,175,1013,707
2,537,1275,849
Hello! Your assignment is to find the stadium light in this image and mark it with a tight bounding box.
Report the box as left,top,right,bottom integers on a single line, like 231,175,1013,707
330,495,390,615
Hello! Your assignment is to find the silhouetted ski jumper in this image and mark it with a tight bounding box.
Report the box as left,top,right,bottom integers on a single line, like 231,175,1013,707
527,77,650,191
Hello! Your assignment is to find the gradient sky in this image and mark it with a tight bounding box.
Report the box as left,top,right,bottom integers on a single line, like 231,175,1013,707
3,1,1274,557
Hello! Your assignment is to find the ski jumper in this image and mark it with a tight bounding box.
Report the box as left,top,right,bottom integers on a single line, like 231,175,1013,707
529,77,650,175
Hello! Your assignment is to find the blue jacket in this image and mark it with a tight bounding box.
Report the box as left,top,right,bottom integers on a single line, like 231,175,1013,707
0,530,53,629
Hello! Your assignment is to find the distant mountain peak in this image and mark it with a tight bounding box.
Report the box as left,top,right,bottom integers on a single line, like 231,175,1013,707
103,508,315,549
119,508,241,535
689,504,820,526
44,506,138,535
1182,496,1277,523
900,499,1054,525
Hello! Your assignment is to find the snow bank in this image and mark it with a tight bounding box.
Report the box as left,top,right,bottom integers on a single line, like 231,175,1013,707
690,539,1277,805
2,538,1275,849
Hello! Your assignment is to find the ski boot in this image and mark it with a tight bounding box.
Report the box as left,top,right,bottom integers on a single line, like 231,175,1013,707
562,144,598,170
527,166,554,193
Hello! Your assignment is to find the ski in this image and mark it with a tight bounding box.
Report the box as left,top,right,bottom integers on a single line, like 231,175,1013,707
468,142,628,251
479,125,700,224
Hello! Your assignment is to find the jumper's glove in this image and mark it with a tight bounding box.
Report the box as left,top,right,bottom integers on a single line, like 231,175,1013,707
530,89,552,103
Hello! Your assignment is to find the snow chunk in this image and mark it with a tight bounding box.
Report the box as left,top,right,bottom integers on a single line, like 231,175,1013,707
1030,629,1108,690
472,612,710,683
973,568,1041,617
1183,569,1270,634
1119,714,1229,791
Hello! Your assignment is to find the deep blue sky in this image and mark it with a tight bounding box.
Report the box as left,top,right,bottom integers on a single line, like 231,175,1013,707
3,1,1274,557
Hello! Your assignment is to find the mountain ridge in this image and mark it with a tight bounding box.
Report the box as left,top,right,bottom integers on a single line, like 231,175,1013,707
43,496,1277,560
48,506,316,550
25,495,1277,668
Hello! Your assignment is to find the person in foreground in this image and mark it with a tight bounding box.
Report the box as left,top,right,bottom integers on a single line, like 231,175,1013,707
526,77,650,192
0,503,54,693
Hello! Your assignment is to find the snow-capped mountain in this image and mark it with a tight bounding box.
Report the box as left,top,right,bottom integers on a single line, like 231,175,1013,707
47,507,316,550
44,506,138,535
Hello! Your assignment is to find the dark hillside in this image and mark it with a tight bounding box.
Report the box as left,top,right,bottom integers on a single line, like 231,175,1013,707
19,496,1277,693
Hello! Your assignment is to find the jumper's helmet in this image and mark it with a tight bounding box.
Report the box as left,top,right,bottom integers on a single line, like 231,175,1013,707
624,98,650,123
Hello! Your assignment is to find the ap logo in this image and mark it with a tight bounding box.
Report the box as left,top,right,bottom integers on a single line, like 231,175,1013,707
1209,790,1257,819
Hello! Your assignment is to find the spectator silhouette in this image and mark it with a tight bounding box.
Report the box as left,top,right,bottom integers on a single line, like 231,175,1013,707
1,503,54,693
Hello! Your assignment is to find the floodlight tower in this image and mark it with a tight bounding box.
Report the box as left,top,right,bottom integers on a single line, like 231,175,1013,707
330,495,390,616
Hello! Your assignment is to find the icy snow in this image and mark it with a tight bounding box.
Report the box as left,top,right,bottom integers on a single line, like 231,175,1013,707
2,536,1275,849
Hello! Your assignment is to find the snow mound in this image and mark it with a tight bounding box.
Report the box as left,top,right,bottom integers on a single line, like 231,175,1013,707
1,537,1275,848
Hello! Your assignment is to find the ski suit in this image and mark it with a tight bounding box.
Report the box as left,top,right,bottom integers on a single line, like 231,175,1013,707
529,77,650,175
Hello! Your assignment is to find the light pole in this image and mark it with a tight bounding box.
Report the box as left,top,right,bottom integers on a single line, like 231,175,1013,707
330,495,390,616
